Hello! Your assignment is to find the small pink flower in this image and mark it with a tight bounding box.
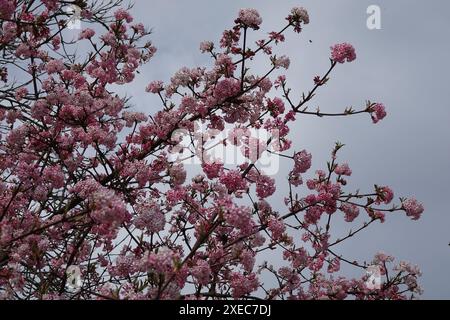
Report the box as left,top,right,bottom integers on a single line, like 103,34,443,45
286,7,309,33
340,203,359,222
14,87,28,101
334,163,352,176
134,201,165,233
114,8,133,23
45,59,65,74
79,28,95,40
219,170,247,193
235,8,262,30
293,150,312,174
290,7,309,24
256,175,276,199
191,260,211,285
146,80,164,93
214,78,241,100
202,161,223,179
330,43,356,63
402,198,424,220
199,41,214,53
268,217,285,241
122,111,148,127
0,0,15,19
230,272,259,298
370,103,387,123
376,186,394,204
273,55,290,69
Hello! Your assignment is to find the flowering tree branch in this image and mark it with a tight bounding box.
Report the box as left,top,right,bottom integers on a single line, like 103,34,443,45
0,1,423,300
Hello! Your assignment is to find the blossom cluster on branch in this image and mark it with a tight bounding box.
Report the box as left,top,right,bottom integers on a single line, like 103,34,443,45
0,1,423,300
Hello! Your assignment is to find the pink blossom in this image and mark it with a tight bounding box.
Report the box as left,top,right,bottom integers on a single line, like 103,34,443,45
273,55,290,69
268,217,286,241
266,97,285,117
146,80,164,93
327,257,341,273
145,248,178,275
15,43,32,58
202,161,223,179
134,201,165,233
402,198,424,220
286,7,309,33
214,78,241,101
293,149,312,174
215,53,236,77
41,0,58,11
45,59,65,74
14,87,28,101
225,205,255,235
123,111,148,127
374,252,395,265
305,206,324,224
235,8,262,30
240,250,255,272
268,32,285,44
340,203,360,222
191,260,211,285
51,36,61,50
199,41,214,53
0,0,15,19
73,179,130,237
370,103,387,124
79,28,95,40
169,164,187,186
283,248,309,269
289,7,309,24
330,43,356,63
230,272,259,298
256,175,276,199
376,186,394,204
219,170,248,193
114,8,133,23
42,165,65,189
334,163,352,176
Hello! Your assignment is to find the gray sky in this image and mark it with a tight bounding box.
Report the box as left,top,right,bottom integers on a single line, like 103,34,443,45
122,0,450,298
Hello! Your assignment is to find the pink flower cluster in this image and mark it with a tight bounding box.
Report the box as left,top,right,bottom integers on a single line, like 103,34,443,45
334,163,352,176
286,7,309,33
214,78,241,101
202,161,223,179
235,8,262,30
230,272,259,298
219,170,248,194
134,201,165,234
199,41,214,53
340,203,360,222
256,175,276,199
0,0,15,19
225,205,256,236
73,179,130,238
146,80,164,93
273,55,290,69
330,43,357,63
190,260,212,285
402,198,424,220
370,103,387,123
78,28,96,40
376,186,394,204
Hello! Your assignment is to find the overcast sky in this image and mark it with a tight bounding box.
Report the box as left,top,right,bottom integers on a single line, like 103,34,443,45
113,0,450,298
